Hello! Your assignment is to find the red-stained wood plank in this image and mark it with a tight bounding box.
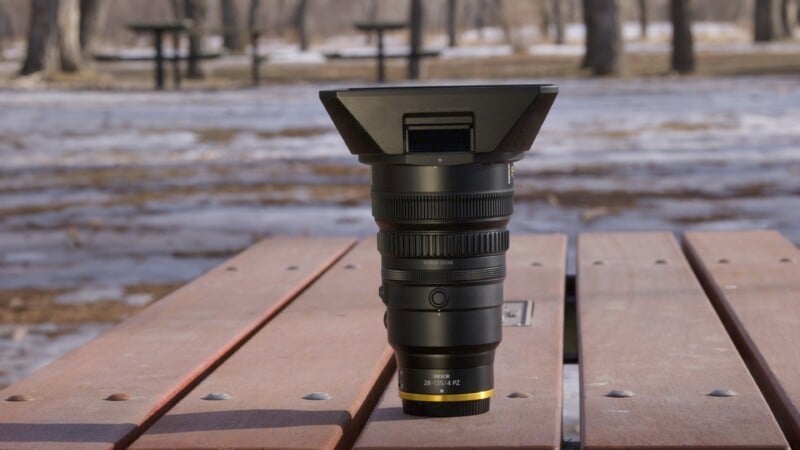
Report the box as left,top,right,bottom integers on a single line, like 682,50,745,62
578,232,787,450
0,237,355,450
354,234,566,450
131,238,394,450
684,230,800,447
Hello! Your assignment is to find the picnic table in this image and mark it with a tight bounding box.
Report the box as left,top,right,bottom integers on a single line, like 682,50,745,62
126,21,192,90
1,230,799,449
354,21,406,83
324,21,440,83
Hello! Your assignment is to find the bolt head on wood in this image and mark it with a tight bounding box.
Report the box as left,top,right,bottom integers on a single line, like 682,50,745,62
709,388,737,397
202,392,232,400
606,389,634,398
507,391,533,399
302,392,332,400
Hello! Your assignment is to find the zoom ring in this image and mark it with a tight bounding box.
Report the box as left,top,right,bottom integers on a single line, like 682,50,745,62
372,191,513,222
378,230,509,258
382,266,506,283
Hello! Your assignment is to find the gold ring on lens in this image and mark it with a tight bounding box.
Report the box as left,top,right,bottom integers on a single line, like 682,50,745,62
398,389,493,402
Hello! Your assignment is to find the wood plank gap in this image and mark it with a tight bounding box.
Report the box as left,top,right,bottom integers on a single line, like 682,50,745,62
0,237,356,450
354,234,567,450
126,238,359,449
131,238,395,450
577,231,787,450
683,230,800,447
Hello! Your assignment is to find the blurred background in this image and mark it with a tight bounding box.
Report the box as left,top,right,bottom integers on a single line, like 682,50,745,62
0,0,798,391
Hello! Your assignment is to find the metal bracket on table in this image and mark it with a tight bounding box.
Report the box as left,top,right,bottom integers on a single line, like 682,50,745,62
502,300,533,327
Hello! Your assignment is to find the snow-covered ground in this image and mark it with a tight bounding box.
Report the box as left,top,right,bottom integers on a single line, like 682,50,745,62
1,75,800,386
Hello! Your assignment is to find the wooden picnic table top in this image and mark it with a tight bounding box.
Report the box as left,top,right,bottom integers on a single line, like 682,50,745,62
353,21,408,32
126,20,193,33
1,230,798,449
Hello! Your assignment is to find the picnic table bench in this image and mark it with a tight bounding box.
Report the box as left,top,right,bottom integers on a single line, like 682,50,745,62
1,230,799,449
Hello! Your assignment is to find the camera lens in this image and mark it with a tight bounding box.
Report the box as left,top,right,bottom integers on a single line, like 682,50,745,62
374,163,511,416
320,84,557,417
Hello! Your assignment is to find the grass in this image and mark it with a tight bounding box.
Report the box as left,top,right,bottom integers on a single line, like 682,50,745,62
0,283,180,324
7,48,798,90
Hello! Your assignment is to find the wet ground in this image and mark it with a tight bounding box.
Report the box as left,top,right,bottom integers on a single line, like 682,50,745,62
1,75,800,386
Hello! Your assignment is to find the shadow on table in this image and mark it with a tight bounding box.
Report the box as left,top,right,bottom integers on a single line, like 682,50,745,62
0,422,136,443
146,409,355,432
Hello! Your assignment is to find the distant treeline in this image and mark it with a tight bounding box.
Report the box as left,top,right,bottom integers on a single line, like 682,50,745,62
0,0,777,43
0,0,797,78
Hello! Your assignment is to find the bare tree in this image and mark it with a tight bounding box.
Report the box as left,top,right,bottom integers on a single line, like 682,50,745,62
20,0,60,75
79,0,109,58
248,0,261,30
583,0,622,75
779,0,793,36
184,0,207,79
638,0,648,38
447,0,457,47
551,0,565,44
408,0,423,79
670,0,694,74
293,0,308,51
58,0,82,72
0,2,12,55
221,0,245,52
581,0,594,68
754,0,782,41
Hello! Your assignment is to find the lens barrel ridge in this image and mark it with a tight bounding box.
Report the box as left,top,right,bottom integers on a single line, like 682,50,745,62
372,191,513,222
378,230,509,258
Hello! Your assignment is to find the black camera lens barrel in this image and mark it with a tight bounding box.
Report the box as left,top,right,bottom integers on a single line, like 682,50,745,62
375,162,510,416
320,84,557,417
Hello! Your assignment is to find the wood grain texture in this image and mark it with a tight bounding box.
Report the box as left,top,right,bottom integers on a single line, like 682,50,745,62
578,232,787,450
354,234,567,450
684,230,800,447
131,238,394,450
0,237,355,450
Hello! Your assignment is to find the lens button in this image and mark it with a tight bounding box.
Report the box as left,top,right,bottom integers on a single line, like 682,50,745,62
429,289,448,308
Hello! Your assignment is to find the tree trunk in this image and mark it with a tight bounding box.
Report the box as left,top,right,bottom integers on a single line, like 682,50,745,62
20,0,60,75
779,0,793,36
221,0,245,52
638,0,648,38
586,0,621,75
581,0,594,68
293,0,308,51
0,2,13,55
552,0,565,44
670,0,694,74
754,0,782,41
248,0,261,29
184,0,207,79
408,0,423,80
447,0,457,47
79,0,108,57
475,0,488,37
58,0,82,72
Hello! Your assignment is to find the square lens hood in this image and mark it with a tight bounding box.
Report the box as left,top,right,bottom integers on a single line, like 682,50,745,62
320,84,558,165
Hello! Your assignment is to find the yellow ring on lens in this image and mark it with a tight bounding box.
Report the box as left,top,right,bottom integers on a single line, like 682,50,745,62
398,389,493,402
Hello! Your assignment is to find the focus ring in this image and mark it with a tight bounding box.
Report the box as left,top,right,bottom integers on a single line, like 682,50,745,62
372,191,513,222
382,266,506,283
378,230,509,258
